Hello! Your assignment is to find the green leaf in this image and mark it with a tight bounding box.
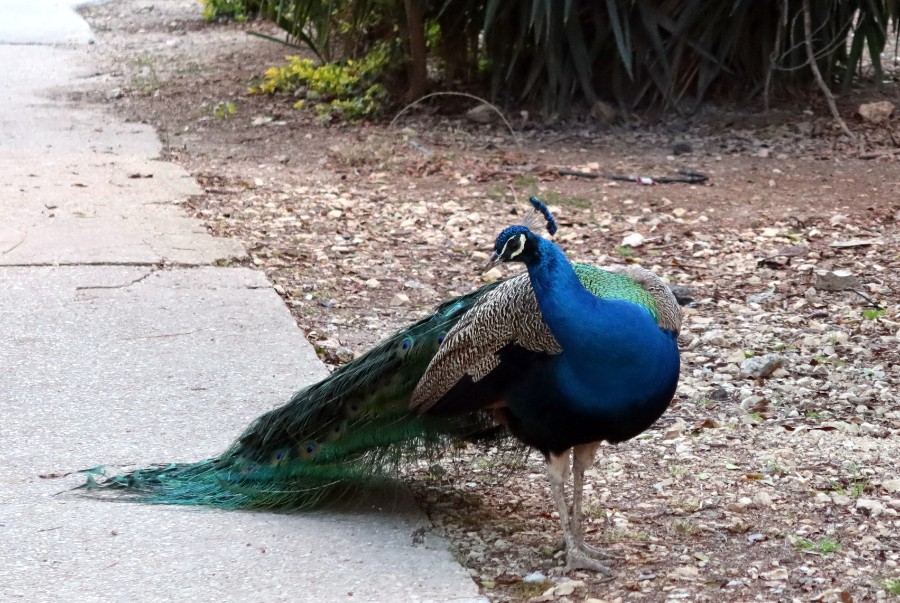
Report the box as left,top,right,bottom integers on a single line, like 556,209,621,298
605,0,633,79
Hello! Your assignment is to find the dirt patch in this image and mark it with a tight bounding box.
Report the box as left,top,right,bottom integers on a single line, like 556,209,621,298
77,2,900,601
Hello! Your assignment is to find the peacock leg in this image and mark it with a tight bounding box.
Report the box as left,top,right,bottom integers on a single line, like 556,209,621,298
547,451,613,576
571,442,609,560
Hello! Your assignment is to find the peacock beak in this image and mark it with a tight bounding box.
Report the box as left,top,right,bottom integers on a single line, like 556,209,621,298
484,252,501,271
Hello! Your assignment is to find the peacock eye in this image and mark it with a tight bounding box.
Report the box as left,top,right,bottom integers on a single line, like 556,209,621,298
299,441,319,459
397,336,414,357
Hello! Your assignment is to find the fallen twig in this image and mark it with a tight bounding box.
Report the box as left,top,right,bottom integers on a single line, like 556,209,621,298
850,289,883,310
559,168,709,185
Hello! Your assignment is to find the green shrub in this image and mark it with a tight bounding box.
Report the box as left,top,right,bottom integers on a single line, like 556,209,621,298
249,0,900,116
202,0,249,22
250,44,391,121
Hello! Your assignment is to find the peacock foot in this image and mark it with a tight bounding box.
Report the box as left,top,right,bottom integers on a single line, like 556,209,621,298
555,536,611,560
565,549,614,577
574,539,611,560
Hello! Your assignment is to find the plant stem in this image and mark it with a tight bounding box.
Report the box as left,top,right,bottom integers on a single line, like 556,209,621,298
802,0,853,139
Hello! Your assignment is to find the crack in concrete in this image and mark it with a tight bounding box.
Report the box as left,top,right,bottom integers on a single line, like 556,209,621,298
1,237,26,255
74,269,155,291
122,329,203,341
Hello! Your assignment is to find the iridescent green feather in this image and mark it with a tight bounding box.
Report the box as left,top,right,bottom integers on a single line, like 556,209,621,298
82,283,504,509
572,264,660,321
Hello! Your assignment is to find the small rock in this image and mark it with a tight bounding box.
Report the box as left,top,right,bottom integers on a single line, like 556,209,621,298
858,100,895,124
757,148,770,158
727,498,751,512
813,492,831,504
482,267,503,282
830,238,885,248
832,492,852,506
856,498,885,517
709,387,730,401
107,87,124,100
760,567,789,581
740,354,787,379
670,565,699,581
753,491,774,508
860,535,881,549
672,141,693,155
390,293,410,306
740,394,766,410
364,278,380,289
621,232,645,247
746,287,775,303
815,269,860,292
523,572,547,583
466,104,497,124
882,479,900,493
668,284,695,305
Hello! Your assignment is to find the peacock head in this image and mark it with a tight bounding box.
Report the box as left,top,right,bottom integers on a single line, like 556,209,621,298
486,197,557,269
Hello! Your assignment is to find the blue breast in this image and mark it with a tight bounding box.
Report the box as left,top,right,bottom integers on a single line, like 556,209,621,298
502,238,680,454
505,306,679,452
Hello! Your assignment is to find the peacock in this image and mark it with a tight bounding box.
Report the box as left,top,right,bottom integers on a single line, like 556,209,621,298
82,197,681,575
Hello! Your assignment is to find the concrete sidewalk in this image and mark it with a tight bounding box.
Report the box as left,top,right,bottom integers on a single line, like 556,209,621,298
0,3,484,602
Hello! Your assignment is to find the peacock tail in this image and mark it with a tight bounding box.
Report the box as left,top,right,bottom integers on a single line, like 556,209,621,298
82,261,678,510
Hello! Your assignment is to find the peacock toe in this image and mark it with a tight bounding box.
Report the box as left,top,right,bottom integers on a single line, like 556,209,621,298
575,540,611,560
564,550,615,577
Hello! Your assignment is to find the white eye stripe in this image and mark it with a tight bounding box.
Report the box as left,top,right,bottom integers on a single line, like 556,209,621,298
501,233,526,259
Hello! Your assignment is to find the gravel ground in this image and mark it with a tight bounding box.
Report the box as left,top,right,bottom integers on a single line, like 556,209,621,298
75,2,900,601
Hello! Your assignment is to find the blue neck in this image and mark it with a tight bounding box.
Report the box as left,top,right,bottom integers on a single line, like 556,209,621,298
524,238,599,349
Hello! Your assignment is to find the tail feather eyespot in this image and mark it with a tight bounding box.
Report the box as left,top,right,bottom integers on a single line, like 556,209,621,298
327,420,347,441
271,449,290,465
299,442,319,460
344,400,362,418
397,336,414,357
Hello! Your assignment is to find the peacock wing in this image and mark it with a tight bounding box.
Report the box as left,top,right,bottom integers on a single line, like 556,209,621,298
410,273,562,413
601,264,682,335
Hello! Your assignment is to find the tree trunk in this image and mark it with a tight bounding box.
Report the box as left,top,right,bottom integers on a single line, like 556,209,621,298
403,0,427,103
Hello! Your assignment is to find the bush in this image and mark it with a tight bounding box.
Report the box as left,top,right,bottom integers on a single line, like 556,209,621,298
250,44,391,120
252,0,900,116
